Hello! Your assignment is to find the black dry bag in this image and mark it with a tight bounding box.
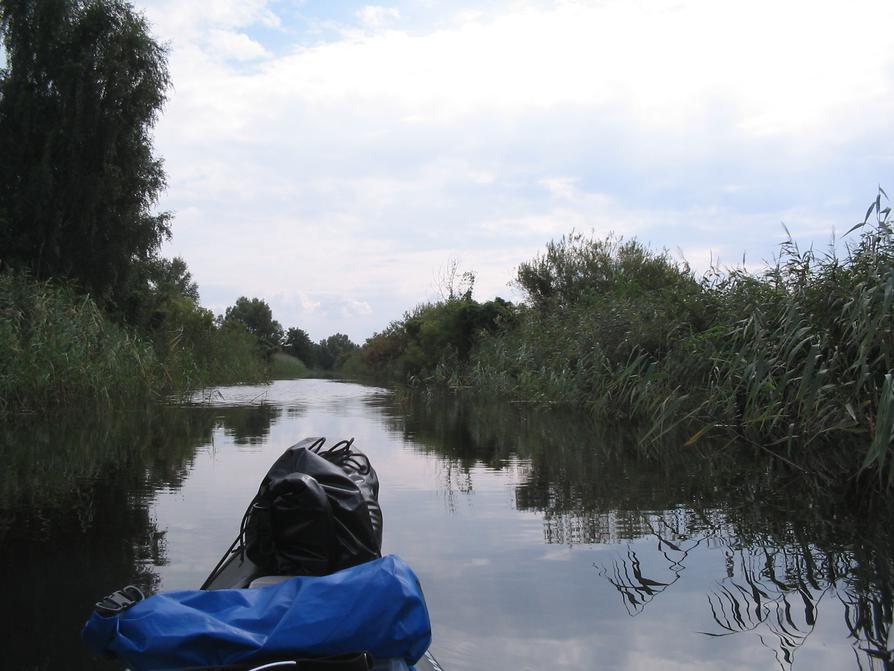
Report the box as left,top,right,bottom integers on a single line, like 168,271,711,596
243,437,383,576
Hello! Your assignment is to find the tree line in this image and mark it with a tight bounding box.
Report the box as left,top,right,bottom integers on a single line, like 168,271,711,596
223,296,358,370
0,0,353,412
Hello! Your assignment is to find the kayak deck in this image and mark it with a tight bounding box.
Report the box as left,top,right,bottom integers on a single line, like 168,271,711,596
203,551,441,671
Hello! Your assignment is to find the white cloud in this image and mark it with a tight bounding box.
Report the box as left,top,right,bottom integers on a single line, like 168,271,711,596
356,5,401,29
141,0,279,39
346,300,373,317
205,29,271,61
184,0,891,137
136,0,894,340
540,177,579,201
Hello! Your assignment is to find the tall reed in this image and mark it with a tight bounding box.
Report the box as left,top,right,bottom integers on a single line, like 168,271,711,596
0,273,268,413
0,273,162,412
465,193,894,486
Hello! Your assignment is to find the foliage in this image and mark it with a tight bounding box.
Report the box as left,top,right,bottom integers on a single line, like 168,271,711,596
283,327,316,367
0,272,266,413
0,271,161,412
282,328,362,372
356,296,516,382
471,235,709,412
0,0,171,304
317,332,358,370
466,193,894,489
696,197,894,478
269,352,310,380
223,296,283,360
110,258,266,389
336,350,367,378
0,0,271,408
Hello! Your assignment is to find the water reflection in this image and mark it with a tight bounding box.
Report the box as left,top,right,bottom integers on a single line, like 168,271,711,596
595,527,894,670
0,407,217,670
703,544,829,669
598,512,710,617
394,391,894,670
218,404,282,445
1,382,893,671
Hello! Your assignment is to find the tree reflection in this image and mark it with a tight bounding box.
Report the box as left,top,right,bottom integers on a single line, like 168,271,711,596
217,403,282,445
0,406,217,670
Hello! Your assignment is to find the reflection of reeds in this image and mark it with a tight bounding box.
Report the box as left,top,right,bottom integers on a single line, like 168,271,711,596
597,521,893,671
596,511,708,615
601,546,676,616
702,546,832,671
391,386,894,668
437,460,474,513
841,583,893,670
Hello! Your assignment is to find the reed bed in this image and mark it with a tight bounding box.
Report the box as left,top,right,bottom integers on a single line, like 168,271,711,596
466,193,894,486
0,273,267,413
0,274,162,412
269,352,311,379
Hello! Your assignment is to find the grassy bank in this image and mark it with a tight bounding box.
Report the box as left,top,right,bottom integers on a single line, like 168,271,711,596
0,273,267,413
269,352,311,379
355,194,894,488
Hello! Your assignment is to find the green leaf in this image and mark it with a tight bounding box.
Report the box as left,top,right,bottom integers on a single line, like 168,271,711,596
863,373,894,474
864,201,876,224
845,221,865,237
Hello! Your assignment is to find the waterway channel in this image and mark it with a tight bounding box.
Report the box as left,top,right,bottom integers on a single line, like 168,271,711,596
1,378,892,670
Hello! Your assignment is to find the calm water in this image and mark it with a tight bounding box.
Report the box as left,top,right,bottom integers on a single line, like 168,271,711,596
1,379,892,670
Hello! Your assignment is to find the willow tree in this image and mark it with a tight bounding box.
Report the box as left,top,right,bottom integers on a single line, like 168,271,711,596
0,0,171,304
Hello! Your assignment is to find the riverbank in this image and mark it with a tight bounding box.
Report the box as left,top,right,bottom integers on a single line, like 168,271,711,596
0,273,268,414
350,195,894,490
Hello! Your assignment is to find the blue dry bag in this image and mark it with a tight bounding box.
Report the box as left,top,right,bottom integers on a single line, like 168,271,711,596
82,555,432,671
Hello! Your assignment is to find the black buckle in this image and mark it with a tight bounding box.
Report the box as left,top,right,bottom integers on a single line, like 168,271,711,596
94,585,145,617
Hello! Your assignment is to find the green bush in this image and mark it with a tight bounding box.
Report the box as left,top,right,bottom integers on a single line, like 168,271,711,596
357,297,516,383
471,235,708,414
467,194,894,487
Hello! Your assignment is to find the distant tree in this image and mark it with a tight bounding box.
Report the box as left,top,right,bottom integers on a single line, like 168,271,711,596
117,256,200,329
224,297,283,358
284,327,316,367
317,333,358,370
0,0,171,304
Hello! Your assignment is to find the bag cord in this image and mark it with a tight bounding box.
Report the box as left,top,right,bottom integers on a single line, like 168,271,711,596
201,438,364,590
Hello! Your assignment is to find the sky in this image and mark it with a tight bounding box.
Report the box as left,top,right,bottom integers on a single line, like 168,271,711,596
134,0,894,343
